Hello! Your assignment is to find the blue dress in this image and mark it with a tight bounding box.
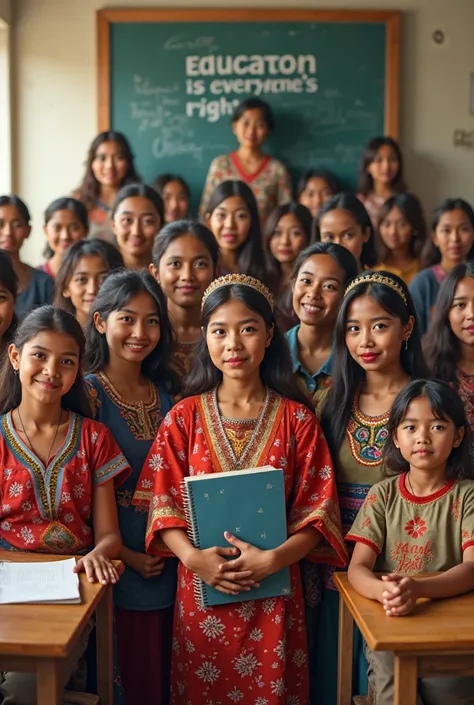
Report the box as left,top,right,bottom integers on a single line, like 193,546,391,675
86,372,177,703
15,268,54,318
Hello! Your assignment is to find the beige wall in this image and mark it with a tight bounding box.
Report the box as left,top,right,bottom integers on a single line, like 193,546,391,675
0,0,11,24
11,0,474,264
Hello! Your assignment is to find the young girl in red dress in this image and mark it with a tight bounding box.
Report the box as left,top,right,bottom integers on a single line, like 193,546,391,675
0,305,129,703
134,273,347,705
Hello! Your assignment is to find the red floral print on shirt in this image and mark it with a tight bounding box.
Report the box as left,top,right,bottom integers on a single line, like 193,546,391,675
405,517,427,539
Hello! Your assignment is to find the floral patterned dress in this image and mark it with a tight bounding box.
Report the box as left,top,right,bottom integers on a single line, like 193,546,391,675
133,389,347,705
0,411,129,553
199,152,292,222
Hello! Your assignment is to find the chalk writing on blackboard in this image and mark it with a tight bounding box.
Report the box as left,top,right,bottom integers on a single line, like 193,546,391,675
185,53,318,122
164,35,219,52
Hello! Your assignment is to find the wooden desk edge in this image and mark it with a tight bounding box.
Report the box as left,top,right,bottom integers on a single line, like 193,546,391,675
0,556,123,658
334,573,474,652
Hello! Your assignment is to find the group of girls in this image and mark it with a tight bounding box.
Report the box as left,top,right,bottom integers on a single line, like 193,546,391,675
0,96,473,705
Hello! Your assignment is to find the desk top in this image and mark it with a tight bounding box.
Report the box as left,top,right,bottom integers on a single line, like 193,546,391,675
0,552,122,658
335,572,474,652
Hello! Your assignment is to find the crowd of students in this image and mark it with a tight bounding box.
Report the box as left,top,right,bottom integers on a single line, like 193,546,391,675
0,95,474,705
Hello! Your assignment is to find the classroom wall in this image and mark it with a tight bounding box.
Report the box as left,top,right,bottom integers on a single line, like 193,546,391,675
12,0,474,264
0,0,11,24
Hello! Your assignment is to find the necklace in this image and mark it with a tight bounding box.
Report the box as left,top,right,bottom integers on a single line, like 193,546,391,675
17,407,62,465
406,472,444,498
213,387,270,469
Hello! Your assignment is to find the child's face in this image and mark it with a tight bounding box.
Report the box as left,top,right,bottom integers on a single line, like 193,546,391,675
394,396,463,473
9,330,80,405
92,140,129,188
0,283,15,338
269,213,307,266
207,196,251,254
344,295,414,373
161,180,189,223
319,208,369,266
432,209,474,268
379,207,413,254
0,204,31,255
153,233,214,310
366,145,400,186
94,291,161,366
292,254,345,328
113,197,162,261
232,109,269,150
448,276,474,347
298,177,334,217
206,298,272,382
63,255,110,325
44,209,87,256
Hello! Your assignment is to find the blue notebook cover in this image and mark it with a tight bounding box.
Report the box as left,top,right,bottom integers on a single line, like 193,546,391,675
183,466,290,607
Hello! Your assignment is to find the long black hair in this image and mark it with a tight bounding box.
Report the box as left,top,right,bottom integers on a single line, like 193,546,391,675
424,262,474,386
205,180,268,283
0,250,18,347
313,192,377,268
77,131,141,211
84,269,173,389
151,219,219,272
184,281,310,407
376,193,427,261
357,136,406,196
321,271,428,457
231,97,275,131
383,379,473,480
0,306,91,417
420,198,474,268
264,203,312,295
54,239,124,315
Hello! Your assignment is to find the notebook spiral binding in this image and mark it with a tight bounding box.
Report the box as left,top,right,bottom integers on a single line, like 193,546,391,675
181,479,208,608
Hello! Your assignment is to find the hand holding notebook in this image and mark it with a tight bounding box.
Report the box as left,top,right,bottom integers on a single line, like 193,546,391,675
182,466,291,606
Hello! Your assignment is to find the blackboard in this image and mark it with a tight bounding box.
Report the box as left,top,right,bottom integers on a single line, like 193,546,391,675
98,9,400,211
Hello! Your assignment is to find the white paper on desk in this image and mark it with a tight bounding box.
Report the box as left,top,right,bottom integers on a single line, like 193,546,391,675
0,557,81,604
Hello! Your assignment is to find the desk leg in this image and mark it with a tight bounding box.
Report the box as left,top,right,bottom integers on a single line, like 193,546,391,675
337,596,354,705
37,659,61,705
96,585,113,705
394,653,417,705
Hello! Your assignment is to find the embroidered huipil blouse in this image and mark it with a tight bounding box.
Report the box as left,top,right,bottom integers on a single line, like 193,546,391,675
0,412,129,553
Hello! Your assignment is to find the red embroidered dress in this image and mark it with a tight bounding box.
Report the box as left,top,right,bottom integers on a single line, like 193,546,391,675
0,412,129,553
134,390,347,705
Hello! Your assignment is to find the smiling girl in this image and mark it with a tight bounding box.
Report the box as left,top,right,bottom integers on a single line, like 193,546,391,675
199,98,292,222
150,220,218,385
75,131,141,242
286,242,358,412
316,271,427,704
54,239,124,327
424,262,474,439
264,203,312,332
0,306,129,703
85,270,176,705
410,198,474,335
205,180,267,283
357,136,407,226
133,273,347,704
39,197,89,278
373,193,427,284
0,195,54,317
313,192,376,272
111,184,165,271
297,169,339,218
152,173,190,224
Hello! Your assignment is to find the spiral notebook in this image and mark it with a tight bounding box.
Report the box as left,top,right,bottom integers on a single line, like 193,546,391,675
182,466,290,607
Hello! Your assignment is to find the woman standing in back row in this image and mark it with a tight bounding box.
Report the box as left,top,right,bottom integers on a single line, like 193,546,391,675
199,98,292,222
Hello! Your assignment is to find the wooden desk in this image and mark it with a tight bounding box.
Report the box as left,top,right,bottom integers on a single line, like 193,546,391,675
335,572,474,705
0,552,122,705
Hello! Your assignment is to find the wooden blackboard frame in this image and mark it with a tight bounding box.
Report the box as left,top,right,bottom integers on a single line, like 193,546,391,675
97,8,400,136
